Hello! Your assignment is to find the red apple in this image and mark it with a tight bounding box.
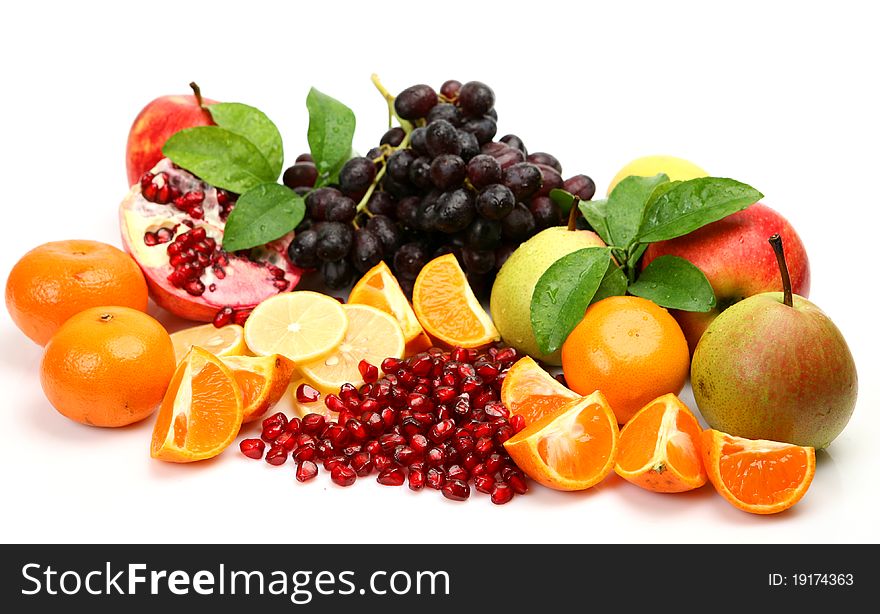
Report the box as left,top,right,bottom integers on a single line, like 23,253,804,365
642,203,810,353
125,83,216,187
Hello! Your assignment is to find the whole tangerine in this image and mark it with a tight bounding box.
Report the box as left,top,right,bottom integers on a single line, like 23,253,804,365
5,240,149,345
561,296,690,424
40,306,176,427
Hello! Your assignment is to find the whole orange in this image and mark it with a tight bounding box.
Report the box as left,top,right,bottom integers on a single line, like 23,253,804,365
40,306,176,427
561,296,689,424
6,240,148,345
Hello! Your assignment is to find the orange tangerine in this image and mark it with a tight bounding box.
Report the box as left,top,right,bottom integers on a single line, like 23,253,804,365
349,261,426,344
501,356,579,426
221,354,296,423
701,429,816,514
503,390,619,491
412,254,499,348
615,394,707,493
151,347,243,462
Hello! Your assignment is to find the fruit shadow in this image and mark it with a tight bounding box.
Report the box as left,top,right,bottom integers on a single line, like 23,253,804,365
0,324,41,376
20,394,153,442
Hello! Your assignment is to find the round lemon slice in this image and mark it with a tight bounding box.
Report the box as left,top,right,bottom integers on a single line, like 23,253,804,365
243,291,348,363
300,304,405,393
170,323,246,363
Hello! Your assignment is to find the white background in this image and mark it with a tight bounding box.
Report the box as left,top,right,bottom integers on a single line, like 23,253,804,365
1,0,878,544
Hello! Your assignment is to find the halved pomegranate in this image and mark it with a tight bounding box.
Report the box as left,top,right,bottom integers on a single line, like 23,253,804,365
120,158,302,322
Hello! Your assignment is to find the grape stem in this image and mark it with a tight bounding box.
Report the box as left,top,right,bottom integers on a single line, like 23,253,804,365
371,74,414,132
355,129,413,216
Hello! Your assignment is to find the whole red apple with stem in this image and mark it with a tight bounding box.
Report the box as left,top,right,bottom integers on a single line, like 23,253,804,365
125,82,216,187
691,234,857,449
642,203,810,353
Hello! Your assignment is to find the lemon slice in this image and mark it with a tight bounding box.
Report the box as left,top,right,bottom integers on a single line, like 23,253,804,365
300,304,405,393
170,323,246,363
243,291,348,363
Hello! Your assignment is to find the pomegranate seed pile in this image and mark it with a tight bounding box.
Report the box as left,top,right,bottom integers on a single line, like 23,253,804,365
240,345,529,504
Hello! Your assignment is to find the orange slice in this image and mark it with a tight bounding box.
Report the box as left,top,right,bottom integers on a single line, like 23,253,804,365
412,254,499,348
243,291,348,363
221,354,296,423
170,323,246,363
405,331,433,357
299,304,405,393
614,394,707,493
701,429,816,515
151,346,243,462
349,261,426,344
504,390,619,491
501,356,579,426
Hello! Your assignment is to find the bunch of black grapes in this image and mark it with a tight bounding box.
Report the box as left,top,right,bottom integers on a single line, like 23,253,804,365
282,80,596,295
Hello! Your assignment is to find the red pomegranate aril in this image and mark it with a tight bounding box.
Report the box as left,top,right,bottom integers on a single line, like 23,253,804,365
507,473,529,495
381,357,403,374
476,363,500,381
183,278,206,297
293,443,316,462
452,396,471,418
394,445,420,465
510,413,526,433
213,306,234,328
296,432,315,447
473,422,493,439
441,372,458,388
317,439,337,459
472,463,487,477
426,447,444,466
437,406,453,421
442,479,471,501
364,413,384,436
474,475,495,494
283,417,301,435
336,409,355,425
398,370,416,387
377,467,406,486
462,377,482,394
410,433,429,454
485,453,505,474
301,413,326,436
408,467,426,491
143,232,159,246
401,417,422,437
434,386,457,403
428,419,455,443
261,423,284,442
262,411,287,430
360,399,381,414
458,363,477,379
339,382,359,401
447,464,468,481
239,438,265,459
296,460,318,482
324,394,345,413
358,360,379,384
365,440,382,456
351,451,373,476
495,425,514,445
379,433,406,452
491,483,514,505
453,434,475,455
340,417,365,440
484,401,509,419
342,444,362,457
475,436,494,457
461,452,480,472
265,445,288,466
381,407,397,429
296,383,320,404
450,348,470,363
495,347,518,364
411,355,434,376
275,431,297,451
331,465,357,487
426,467,446,490
233,309,251,326
323,455,349,472
373,454,394,472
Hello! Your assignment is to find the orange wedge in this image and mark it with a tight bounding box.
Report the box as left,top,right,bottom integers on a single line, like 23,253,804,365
504,390,619,491
170,323,246,363
501,356,580,426
150,346,243,462
221,354,296,423
701,429,816,515
615,394,707,493
412,254,499,348
349,261,427,345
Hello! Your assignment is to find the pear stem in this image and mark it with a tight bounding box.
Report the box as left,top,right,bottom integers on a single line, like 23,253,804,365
768,233,793,307
567,196,581,231
189,82,205,109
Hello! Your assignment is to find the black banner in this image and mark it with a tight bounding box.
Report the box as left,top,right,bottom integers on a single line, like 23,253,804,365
0,544,874,610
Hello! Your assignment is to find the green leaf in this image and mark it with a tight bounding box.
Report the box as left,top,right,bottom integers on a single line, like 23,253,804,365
627,255,716,312
578,199,612,245
306,88,356,179
207,102,284,180
549,188,575,215
530,247,612,354
162,126,275,194
221,183,305,252
636,177,763,243
593,260,628,303
606,174,669,247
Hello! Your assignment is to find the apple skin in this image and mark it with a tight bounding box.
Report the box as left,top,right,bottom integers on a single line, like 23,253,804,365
691,293,857,449
642,203,810,353
125,93,216,187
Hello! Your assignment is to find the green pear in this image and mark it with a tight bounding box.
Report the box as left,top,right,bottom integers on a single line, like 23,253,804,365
691,234,857,448
490,226,605,364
